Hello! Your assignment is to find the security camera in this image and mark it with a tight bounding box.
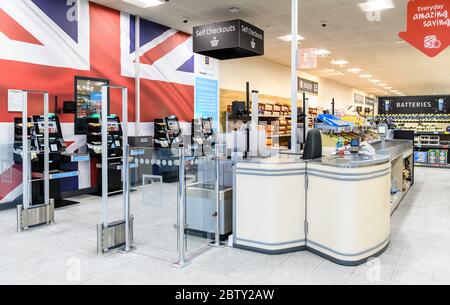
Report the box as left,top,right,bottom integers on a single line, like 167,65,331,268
183,19,189,24
321,23,327,28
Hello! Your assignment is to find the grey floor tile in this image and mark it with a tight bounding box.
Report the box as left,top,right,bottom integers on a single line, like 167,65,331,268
0,167,449,285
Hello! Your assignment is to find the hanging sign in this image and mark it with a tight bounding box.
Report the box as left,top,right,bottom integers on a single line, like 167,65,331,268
193,19,264,60
298,48,317,69
365,96,376,106
399,0,450,57
354,93,365,105
298,78,319,94
378,95,450,114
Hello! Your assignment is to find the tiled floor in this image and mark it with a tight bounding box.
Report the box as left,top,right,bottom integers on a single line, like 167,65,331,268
0,167,449,285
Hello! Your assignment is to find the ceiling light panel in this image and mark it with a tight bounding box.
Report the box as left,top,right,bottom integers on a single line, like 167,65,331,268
358,0,395,13
314,49,331,56
123,0,165,8
330,59,348,65
278,34,305,42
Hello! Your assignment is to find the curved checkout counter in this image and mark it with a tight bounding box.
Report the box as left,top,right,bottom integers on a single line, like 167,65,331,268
232,139,412,266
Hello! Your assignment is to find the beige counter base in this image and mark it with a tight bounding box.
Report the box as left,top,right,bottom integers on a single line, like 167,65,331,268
234,159,391,266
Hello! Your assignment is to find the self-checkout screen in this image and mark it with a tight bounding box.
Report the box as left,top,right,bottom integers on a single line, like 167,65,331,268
203,119,212,134
378,125,387,135
36,117,58,134
168,120,180,133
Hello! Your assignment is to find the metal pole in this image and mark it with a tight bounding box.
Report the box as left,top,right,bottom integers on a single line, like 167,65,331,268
209,144,226,248
303,92,309,144
373,99,376,120
332,98,335,116
303,92,307,148
245,82,250,159
123,144,131,252
22,92,29,210
121,87,131,252
291,0,299,153
43,93,50,206
173,147,190,268
135,16,141,136
101,86,109,228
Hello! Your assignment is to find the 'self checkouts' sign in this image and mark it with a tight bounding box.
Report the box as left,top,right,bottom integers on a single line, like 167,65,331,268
399,0,450,57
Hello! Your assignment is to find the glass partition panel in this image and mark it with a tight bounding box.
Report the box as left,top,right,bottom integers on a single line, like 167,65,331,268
128,147,179,262
184,147,217,259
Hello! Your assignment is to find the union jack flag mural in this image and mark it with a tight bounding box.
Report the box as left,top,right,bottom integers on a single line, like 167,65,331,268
120,13,194,122
0,0,195,204
0,0,90,70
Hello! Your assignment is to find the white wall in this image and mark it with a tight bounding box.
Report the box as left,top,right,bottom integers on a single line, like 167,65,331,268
220,57,374,111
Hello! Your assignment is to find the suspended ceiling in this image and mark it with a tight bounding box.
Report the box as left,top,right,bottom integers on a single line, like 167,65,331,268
93,0,450,96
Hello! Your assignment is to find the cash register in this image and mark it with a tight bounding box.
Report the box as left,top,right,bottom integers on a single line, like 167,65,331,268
377,123,390,140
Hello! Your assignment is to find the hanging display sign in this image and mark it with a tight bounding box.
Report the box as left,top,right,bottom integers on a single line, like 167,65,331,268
354,93,365,105
193,19,264,60
378,95,450,114
298,48,318,69
365,97,376,106
298,78,319,94
399,0,450,57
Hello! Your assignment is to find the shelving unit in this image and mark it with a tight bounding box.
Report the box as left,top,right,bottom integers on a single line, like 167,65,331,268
415,163,450,168
376,114,450,124
308,107,321,128
413,131,450,168
226,101,298,148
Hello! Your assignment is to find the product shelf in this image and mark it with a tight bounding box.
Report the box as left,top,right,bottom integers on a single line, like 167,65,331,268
415,163,450,169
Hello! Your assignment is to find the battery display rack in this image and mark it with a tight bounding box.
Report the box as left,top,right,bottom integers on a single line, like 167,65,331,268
377,114,450,123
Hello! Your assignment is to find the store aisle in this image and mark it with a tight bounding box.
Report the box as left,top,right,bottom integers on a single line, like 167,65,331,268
0,167,449,285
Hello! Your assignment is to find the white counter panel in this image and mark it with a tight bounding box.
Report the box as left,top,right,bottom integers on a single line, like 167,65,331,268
234,162,306,252
306,162,391,263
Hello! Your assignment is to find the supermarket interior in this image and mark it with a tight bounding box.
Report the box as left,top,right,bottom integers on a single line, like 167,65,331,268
0,0,450,287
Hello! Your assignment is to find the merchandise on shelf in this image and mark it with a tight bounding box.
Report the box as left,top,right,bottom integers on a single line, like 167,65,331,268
414,151,428,163
428,150,439,164
438,150,448,165
376,114,450,123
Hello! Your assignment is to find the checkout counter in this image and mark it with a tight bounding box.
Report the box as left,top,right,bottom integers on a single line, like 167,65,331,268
232,138,413,266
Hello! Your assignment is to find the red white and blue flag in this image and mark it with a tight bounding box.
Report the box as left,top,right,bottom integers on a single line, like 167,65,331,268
0,0,195,203
0,0,90,70
121,13,194,85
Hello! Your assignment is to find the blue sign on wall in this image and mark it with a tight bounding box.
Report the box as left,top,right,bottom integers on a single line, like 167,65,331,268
195,77,219,130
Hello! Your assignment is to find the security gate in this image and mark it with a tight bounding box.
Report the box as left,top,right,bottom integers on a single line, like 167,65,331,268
16,90,55,232
96,85,134,254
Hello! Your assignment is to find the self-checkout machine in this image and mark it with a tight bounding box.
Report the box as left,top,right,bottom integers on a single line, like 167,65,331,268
16,90,55,231
96,85,136,254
